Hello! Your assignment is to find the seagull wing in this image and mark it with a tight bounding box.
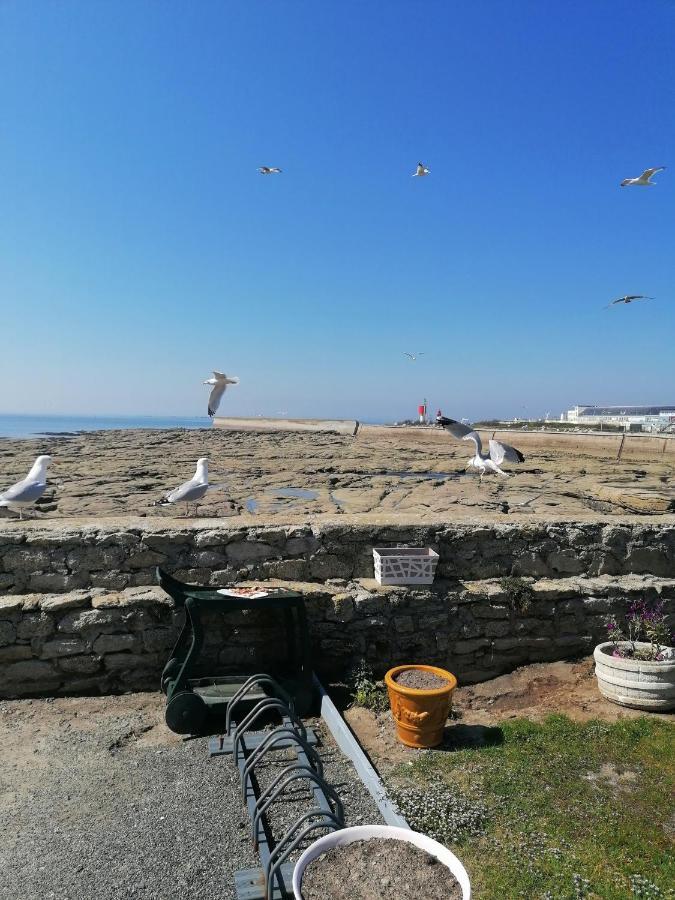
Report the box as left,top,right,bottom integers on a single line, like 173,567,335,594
489,439,525,465
462,431,482,455
642,167,665,179
208,381,227,417
0,479,46,503
403,352,414,359
440,419,474,440
166,479,209,504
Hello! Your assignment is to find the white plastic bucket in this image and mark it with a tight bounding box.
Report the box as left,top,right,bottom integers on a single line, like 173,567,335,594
292,824,471,899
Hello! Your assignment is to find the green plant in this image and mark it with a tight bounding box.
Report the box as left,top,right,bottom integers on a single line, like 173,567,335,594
348,662,390,713
606,599,674,661
500,576,534,614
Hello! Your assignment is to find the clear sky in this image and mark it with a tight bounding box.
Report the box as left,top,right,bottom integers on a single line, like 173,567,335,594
1,0,674,423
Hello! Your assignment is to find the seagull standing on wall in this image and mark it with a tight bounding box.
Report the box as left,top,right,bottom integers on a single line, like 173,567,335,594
620,167,665,187
412,162,430,177
204,371,239,418
154,458,209,517
436,417,525,481
0,455,53,519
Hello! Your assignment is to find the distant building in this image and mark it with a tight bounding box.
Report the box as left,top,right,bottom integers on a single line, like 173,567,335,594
562,405,675,432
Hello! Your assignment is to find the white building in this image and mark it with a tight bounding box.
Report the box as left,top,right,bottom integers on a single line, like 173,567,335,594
562,405,675,432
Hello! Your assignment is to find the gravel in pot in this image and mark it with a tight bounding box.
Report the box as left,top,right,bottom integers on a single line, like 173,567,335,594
299,837,462,899
394,668,451,690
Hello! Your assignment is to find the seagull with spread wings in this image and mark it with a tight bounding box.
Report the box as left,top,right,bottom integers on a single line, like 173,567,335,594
403,352,425,361
412,162,430,177
203,371,239,418
258,166,282,175
604,295,654,309
620,167,666,187
436,416,525,480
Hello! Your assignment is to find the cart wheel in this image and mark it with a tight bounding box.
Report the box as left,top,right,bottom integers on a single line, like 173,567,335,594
165,692,207,735
160,659,181,694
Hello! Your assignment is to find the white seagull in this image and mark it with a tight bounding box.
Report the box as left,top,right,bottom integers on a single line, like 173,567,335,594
437,417,525,480
403,352,425,361
0,455,53,519
258,166,282,175
203,371,239,418
620,167,666,187
412,162,430,177
155,458,209,517
604,294,654,309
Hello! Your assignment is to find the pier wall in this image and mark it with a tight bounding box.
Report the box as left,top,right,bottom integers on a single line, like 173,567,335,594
1,520,673,698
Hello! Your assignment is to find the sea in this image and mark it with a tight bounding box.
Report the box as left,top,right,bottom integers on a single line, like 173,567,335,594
0,414,209,439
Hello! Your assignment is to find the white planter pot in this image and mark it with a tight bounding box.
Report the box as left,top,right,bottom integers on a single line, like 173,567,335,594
594,642,675,711
372,547,439,585
292,824,471,899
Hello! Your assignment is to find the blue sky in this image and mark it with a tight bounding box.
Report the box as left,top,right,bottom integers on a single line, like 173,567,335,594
1,0,674,423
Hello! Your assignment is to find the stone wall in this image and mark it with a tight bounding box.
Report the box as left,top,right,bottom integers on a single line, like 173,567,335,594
1,520,674,698
1,520,674,594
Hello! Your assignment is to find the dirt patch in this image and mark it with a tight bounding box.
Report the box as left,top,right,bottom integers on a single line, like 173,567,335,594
344,657,672,772
394,669,450,690
299,839,461,900
583,763,639,794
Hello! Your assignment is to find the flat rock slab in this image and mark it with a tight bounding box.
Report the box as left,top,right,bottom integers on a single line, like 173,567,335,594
0,426,672,523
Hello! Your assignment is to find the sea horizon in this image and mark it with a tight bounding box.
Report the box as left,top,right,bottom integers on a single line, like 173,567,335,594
0,412,389,439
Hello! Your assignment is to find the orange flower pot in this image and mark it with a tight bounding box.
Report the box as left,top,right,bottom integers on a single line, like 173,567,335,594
385,664,457,748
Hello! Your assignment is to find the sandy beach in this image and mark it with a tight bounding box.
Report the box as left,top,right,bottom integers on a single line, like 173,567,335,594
0,425,672,522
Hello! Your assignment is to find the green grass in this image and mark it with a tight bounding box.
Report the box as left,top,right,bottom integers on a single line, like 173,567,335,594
390,715,675,899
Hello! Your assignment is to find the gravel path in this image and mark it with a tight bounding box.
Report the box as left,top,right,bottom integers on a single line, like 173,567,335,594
0,693,382,900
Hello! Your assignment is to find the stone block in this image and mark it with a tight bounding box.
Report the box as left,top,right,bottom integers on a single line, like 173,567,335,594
394,616,414,634
309,554,352,580
0,596,23,613
226,541,279,563
40,591,91,612
142,628,177,652
515,618,553,636
285,536,320,555
2,659,60,684
264,559,308,581
29,573,85,592
58,655,103,674
41,639,86,659
57,608,126,637
0,621,16,646
93,634,136,654
327,595,355,624
0,644,33,662
17,614,55,641
89,572,131,590
471,604,510,619
104,652,162,673
453,638,490,654
484,620,510,638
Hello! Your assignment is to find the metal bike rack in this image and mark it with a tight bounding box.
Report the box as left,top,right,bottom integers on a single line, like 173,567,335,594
209,673,344,900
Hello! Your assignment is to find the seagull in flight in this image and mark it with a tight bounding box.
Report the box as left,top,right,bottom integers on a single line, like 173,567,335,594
258,166,282,175
620,167,665,187
412,162,430,177
0,455,53,519
403,352,425,361
604,295,654,309
203,371,239,417
154,458,209,517
436,416,525,480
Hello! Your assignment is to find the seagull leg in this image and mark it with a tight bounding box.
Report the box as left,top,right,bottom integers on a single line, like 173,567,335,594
184,503,189,518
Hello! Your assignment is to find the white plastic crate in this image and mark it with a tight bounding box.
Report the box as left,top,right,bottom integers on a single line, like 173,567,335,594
372,547,439,585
